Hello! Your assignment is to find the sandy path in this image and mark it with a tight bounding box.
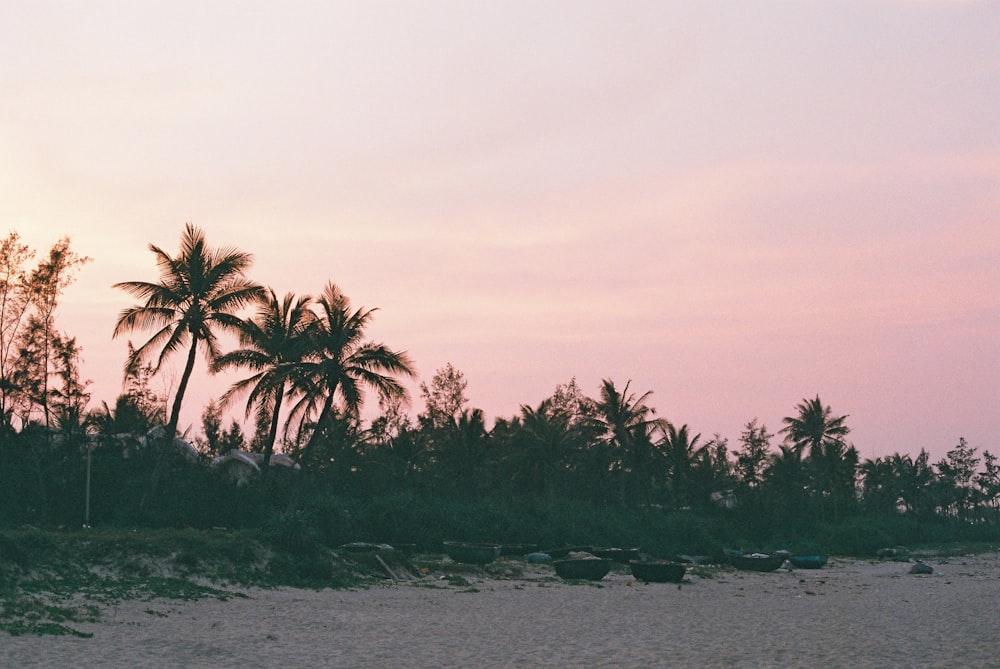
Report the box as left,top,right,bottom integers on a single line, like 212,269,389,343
4,554,998,668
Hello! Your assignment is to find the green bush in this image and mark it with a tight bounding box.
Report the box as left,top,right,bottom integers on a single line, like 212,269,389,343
262,509,321,555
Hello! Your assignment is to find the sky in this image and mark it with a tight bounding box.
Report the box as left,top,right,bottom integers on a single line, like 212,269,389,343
2,1,998,462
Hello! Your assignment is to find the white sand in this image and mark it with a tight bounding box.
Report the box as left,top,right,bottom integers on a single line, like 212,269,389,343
4,553,999,668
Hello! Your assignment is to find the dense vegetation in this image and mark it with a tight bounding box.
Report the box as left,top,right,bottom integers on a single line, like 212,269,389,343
1,227,998,561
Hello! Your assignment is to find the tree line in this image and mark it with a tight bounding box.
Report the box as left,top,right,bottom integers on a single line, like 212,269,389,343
0,226,997,552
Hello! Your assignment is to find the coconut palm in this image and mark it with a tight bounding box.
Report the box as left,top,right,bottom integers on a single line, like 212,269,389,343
779,395,850,460
430,408,490,498
811,438,860,520
286,282,415,463
661,422,704,508
763,443,807,523
860,456,895,514
892,450,934,516
506,400,582,499
112,224,265,441
779,396,857,523
213,289,316,470
590,379,667,505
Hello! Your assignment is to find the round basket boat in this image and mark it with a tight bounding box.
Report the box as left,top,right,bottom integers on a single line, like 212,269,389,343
542,546,593,560
500,543,540,556
591,547,641,564
629,560,686,583
553,557,613,581
728,553,786,572
787,554,828,569
442,541,501,565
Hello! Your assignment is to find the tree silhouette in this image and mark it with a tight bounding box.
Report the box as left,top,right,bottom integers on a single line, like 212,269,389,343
113,225,264,509
213,289,316,470
934,437,981,520
590,379,667,506
661,422,703,509
286,282,414,463
506,400,582,499
113,224,265,441
780,396,855,522
780,395,850,460
24,237,91,428
430,408,489,498
0,234,89,430
736,419,773,490
763,443,807,528
418,363,469,430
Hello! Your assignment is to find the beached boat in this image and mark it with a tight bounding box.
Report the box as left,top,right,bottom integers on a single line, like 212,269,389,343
591,547,641,564
553,557,613,581
442,541,501,565
787,554,828,569
541,545,593,559
728,552,786,572
500,543,539,556
629,560,686,583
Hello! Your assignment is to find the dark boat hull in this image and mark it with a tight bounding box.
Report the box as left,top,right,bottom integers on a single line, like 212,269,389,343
500,543,539,556
591,547,641,564
553,558,612,581
629,560,686,583
729,554,786,572
541,545,593,559
788,554,828,569
443,541,501,565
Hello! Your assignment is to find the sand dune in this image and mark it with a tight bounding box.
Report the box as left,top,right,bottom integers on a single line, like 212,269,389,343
4,553,998,668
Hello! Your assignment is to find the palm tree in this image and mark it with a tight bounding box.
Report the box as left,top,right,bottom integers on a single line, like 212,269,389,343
661,422,703,509
113,224,266,442
286,282,415,463
432,408,490,498
891,450,934,516
763,443,808,527
860,456,894,514
811,438,860,520
780,395,855,523
590,379,667,505
507,400,582,499
779,395,850,460
213,289,316,470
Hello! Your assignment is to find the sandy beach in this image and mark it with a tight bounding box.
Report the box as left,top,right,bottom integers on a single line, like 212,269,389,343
4,553,998,668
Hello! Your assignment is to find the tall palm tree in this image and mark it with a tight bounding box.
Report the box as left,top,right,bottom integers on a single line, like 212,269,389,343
432,408,489,498
661,422,703,508
779,395,850,460
287,282,415,462
213,289,316,470
763,443,808,525
507,400,582,499
590,379,667,505
112,223,265,441
780,396,855,523
860,456,894,514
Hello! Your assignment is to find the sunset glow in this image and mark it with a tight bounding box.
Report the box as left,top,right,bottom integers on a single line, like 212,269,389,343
2,1,997,460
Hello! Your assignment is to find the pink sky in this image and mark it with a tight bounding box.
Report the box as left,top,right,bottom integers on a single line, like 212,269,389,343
2,1,998,462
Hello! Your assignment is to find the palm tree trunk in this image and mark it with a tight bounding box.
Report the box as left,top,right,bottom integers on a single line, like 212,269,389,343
300,387,336,466
142,334,199,511
285,387,335,517
262,386,285,472
167,335,200,437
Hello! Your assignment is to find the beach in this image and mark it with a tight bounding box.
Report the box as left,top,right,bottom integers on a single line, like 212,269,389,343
4,553,998,668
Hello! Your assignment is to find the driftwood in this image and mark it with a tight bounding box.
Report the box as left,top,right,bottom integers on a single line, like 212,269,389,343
375,554,400,582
